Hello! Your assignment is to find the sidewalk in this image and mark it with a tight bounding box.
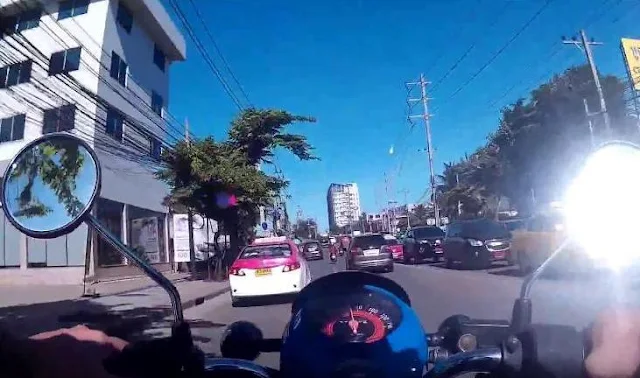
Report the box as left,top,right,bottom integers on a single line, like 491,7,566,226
0,274,230,339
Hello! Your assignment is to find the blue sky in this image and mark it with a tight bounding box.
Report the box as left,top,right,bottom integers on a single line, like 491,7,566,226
160,0,639,230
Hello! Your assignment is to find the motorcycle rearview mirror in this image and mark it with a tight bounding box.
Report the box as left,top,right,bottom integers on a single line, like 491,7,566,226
0,133,185,324
510,141,640,332
220,321,264,361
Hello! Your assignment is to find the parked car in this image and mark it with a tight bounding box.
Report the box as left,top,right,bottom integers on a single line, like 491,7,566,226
301,240,324,261
402,226,446,264
383,234,404,261
442,219,512,269
345,233,393,273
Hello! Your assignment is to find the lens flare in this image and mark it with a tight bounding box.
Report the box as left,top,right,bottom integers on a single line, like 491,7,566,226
564,143,640,270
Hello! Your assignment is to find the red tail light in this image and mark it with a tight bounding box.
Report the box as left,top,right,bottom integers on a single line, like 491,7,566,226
352,247,363,255
229,267,245,276
282,262,301,272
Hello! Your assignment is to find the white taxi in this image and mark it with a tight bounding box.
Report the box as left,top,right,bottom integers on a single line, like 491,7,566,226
229,236,311,306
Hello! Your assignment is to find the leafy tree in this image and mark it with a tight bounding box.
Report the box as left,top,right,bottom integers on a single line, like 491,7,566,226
157,108,317,267
410,204,430,226
294,218,317,239
436,65,637,218
8,139,87,220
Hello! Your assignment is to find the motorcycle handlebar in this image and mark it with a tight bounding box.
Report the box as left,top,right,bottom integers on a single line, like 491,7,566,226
424,347,503,378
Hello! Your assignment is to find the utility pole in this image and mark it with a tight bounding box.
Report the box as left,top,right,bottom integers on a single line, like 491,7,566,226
388,200,398,234
185,118,196,275
407,74,440,227
384,173,391,232
563,30,611,133
582,98,596,148
455,174,462,216
399,189,410,229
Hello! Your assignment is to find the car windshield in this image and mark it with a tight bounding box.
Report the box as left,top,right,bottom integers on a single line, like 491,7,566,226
464,220,510,239
353,235,386,249
304,242,320,251
239,244,292,259
413,227,445,239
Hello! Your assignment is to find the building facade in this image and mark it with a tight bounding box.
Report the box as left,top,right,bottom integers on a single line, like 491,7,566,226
0,0,186,284
327,183,361,230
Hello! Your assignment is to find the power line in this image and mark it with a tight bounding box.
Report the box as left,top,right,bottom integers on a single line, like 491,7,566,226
185,0,252,107
166,0,246,111
430,0,512,93
433,0,553,113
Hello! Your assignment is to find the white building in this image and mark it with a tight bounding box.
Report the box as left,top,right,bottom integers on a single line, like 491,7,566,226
327,183,361,230
0,0,186,284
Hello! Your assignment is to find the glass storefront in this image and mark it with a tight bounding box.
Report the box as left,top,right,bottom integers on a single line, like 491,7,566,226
97,197,126,266
127,204,167,264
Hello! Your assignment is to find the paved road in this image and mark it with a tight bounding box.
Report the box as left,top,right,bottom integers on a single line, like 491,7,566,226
182,256,640,369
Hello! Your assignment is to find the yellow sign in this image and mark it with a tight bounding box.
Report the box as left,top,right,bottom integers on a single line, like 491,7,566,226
621,38,640,91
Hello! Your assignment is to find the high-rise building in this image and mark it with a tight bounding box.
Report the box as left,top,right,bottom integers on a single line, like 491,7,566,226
0,0,186,284
327,183,361,230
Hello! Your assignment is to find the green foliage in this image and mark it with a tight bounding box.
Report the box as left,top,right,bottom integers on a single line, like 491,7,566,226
157,108,317,258
436,65,637,218
294,218,317,239
8,139,86,219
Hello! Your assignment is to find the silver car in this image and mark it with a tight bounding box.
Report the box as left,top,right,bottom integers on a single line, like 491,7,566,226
346,234,394,273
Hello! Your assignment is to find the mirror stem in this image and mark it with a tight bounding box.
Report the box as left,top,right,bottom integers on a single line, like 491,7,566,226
86,214,184,323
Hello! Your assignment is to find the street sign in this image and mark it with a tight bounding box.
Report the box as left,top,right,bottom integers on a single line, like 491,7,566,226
261,222,268,230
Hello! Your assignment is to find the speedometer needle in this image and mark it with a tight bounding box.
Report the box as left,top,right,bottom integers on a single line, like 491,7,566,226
348,308,359,334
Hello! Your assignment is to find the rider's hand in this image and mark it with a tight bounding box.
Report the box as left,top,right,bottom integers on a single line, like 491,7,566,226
585,309,640,378
28,324,128,378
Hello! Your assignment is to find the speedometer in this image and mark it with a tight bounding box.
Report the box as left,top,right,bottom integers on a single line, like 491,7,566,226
319,290,402,344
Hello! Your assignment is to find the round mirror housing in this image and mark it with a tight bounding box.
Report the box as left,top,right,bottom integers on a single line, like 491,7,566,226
220,321,263,361
1,133,101,239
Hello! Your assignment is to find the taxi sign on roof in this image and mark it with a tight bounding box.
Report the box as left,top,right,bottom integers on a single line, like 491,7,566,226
253,236,287,244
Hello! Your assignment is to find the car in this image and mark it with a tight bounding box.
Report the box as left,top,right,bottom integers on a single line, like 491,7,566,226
319,235,330,247
402,226,446,264
229,236,311,306
345,233,393,273
382,234,404,261
301,240,323,260
442,219,512,270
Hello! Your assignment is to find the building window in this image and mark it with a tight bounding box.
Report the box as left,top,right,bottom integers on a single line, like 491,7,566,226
58,0,89,20
153,44,165,72
116,2,133,33
16,8,41,32
43,104,75,134
151,91,163,116
0,60,32,88
0,114,25,143
48,47,81,75
110,52,127,86
105,107,123,141
150,138,161,159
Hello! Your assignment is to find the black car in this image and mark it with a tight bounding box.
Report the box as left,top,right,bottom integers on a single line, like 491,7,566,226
301,240,323,260
402,226,446,264
442,219,512,269
346,234,393,273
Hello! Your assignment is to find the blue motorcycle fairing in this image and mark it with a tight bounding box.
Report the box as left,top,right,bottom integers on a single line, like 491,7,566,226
281,282,427,378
